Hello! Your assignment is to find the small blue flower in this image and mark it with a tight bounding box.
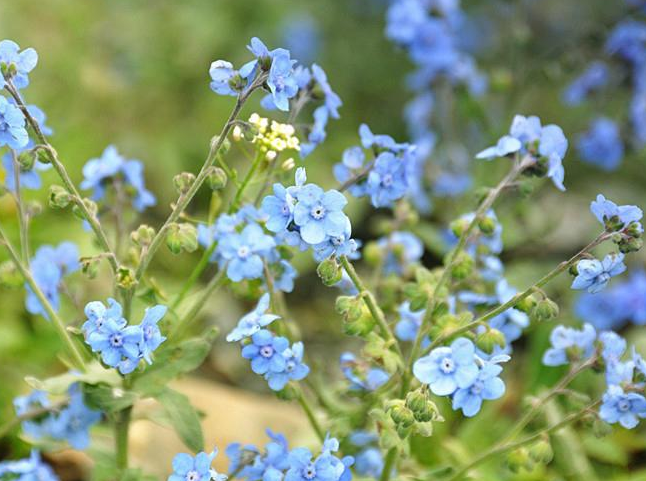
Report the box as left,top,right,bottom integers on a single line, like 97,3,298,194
359,124,409,153
209,60,241,96
432,172,472,197
413,337,479,396
219,223,276,282
599,385,646,429
488,279,529,345
48,384,101,449
0,450,59,481
169,449,226,481
312,219,358,262
13,390,51,440
354,449,383,479
605,20,646,65
572,253,626,294
377,231,423,275
339,352,389,391
267,49,298,111
139,305,168,364
2,146,52,191
562,61,609,105
266,342,310,391
509,115,542,145
285,446,351,481
577,118,624,171
475,135,522,160
241,330,289,376
590,194,643,231
227,294,280,342
300,106,329,157
82,297,126,336
539,124,568,191
542,323,597,366
333,146,369,197
452,355,509,417
87,318,144,374
394,301,424,342
293,185,349,245
311,64,341,119
261,183,296,233
0,95,28,149
0,39,38,89
366,152,409,207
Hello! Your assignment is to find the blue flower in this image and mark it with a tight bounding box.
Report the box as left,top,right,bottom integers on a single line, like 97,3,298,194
394,301,424,342
48,384,101,449
261,183,297,233
80,145,156,212
267,49,298,111
377,231,423,275
432,172,472,197
359,124,409,153
0,450,59,481
577,118,624,171
333,146,369,197
282,15,320,64
285,446,351,481
86,318,143,374
169,449,226,481
266,342,310,391
311,64,341,119
542,323,596,366
0,95,28,149
475,135,522,160
82,297,127,336
605,20,646,65
539,124,568,191
2,146,52,191
413,337,479,396
590,194,643,231
300,106,329,157
241,330,289,376
599,385,646,429
340,352,389,391
509,115,542,145
562,61,609,105
139,305,167,364
488,279,529,345
210,60,242,96
25,242,80,317
571,253,626,294
13,390,52,440
293,185,349,245
312,219,358,262
219,223,276,282
227,294,280,342
0,39,38,89
366,152,409,207
354,449,383,479
452,355,509,417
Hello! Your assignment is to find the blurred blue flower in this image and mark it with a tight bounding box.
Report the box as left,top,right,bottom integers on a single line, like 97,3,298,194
312,65,342,119
340,352,389,391
282,15,320,64
48,384,101,449
268,49,298,111
139,305,167,364
600,385,646,429
0,450,58,481
394,301,424,342
169,449,226,481
377,231,423,275
0,95,28,149
366,152,409,207
562,61,609,105
572,253,626,293
542,323,596,366
577,118,624,171
227,294,280,342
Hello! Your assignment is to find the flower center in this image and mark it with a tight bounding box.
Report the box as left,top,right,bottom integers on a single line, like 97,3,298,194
382,173,393,187
597,272,611,284
470,381,484,395
302,463,317,480
286,360,296,372
440,357,455,374
618,399,631,412
331,235,345,246
237,246,251,258
110,333,124,347
260,345,274,358
281,203,291,215
310,205,326,220
144,325,154,340
185,471,201,481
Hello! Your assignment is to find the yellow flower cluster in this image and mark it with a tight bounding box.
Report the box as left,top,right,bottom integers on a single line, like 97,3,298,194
233,113,300,161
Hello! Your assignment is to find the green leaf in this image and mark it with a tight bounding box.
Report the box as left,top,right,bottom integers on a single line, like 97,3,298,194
156,387,204,453
132,333,215,397
25,361,122,395
82,384,138,413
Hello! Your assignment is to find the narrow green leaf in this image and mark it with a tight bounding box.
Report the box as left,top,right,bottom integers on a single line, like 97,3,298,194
156,387,204,453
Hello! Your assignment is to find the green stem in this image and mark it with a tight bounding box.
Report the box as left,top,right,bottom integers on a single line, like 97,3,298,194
380,448,397,481
4,82,119,274
115,406,133,472
230,150,264,213
419,231,610,359
169,268,227,341
446,400,601,481
12,151,30,263
339,256,402,358
0,223,87,371
170,241,218,312
402,158,528,395
296,388,325,442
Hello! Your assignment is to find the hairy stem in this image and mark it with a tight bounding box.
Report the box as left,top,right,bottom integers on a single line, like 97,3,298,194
115,406,133,472
170,241,218,312
11,151,30,262
296,388,325,442
230,150,264,213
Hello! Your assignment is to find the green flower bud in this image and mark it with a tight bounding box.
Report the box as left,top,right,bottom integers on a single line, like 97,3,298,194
476,328,506,354
625,221,643,238
531,298,559,322
211,135,232,154
450,252,474,280
48,185,73,209
506,448,533,473
173,172,196,195
17,151,35,171
206,167,228,191
166,223,198,255
515,295,537,314
80,256,101,279
529,438,553,464
131,224,155,248
478,216,496,235
317,258,342,286
618,236,643,254
405,390,427,413
116,266,137,290
389,405,415,428
605,215,625,232
450,218,470,238
343,310,375,337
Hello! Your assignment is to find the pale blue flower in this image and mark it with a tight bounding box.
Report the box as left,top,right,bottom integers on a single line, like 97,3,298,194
600,385,646,429
0,95,28,149
590,194,643,231
169,449,226,481
572,253,626,293
226,294,280,342
293,185,349,245
0,39,38,89
452,355,509,417
219,223,276,282
542,323,596,366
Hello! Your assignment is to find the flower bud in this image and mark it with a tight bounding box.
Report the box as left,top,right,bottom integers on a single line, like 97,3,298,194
625,221,643,238
265,150,277,161
478,216,496,235
206,167,228,191
17,151,35,171
389,405,415,428
449,252,474,280
166,223,198,255
528,438,553,464
450,218,470,238
232,125,243,141
173,172,196,195
530,298,559,322
48,185,73,209
131,224,155,248
281,157,295,171
506,448,533,473
618,236,643,254
476,328,506,354
317,258,343,286
515,295,536,314
80,256,101,279
605,215,625,232
343,309,375,337
405,390,427,413
116,266,137,290
211,135,231,155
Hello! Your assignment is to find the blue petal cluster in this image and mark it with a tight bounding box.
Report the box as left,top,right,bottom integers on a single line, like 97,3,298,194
169,448,226,481
83,299,167,374
0,450,58,481
576,118,624,171
413,338,508,416
349,432,384,479
376,231,423,275
0,39,38,89
25,242,80,318
562,61,609,105
542,324,597,366
81,145,156,212
0,95,28,149
340,352,389,391
571,253,626,293
13,384,101,449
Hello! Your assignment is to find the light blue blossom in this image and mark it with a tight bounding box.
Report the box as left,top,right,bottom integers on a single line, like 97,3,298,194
262,183,297,233
241,330,289,376
265,342,310,391
590,194,643,231
340,352,389,391
394,301,424,342
169,449,226,481
475,135,522,160
82,297,126,336
13,390,51,440
293,185,349,245
300,106,329,157
2,146,52,191
210,60,242,96
562,62,609,105
0,450,59,481
413,338,479,396
542,323,597,366
572,253,626,294
432,172,472,197
377,231,423,275
219,223,276,282
285,444,353,481
333,146,369,197
0,95,28,149
366,152,409,207
226,294,280,342
452,355,509,417
311,64,341,118
139,305,168,364
267,49,298,111
599,385,646,429
577,118,624,171
87,318,143,374
539,124,568,191
0,39,38,89
47,384,102,449
312,218,358,262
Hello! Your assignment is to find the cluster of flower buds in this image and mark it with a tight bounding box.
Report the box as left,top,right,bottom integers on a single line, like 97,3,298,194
233,113,300,161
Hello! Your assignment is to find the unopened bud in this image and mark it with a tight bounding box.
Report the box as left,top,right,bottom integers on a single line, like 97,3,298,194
625,221,644,238
450,252,474,280
49,185,73,209
618,236,643,254
131,225,155,248
207,167,228,191
17,151,35,171
266,150,277,161
528,438,553,464
476,328,506,354
166,223,198,255
116,266,136,290
81,256,101,279
389,405,415,428
515,295,537,314
173,172,196,195
531,298,559,322
478,216,496,235
232,125,243,141
450,218,470,238
281,157,295,171
506,448,533,473
317,258,342,286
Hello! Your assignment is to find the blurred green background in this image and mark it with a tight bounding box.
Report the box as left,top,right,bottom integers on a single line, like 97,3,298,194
1,0,646,479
